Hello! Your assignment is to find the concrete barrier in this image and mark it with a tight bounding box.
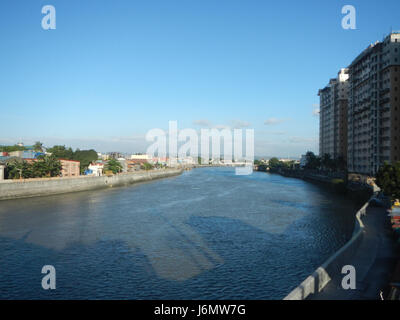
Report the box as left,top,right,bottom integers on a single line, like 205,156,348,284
284,201,368,300
0,168,183,201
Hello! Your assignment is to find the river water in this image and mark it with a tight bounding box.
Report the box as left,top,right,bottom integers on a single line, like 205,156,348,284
0,167,358,299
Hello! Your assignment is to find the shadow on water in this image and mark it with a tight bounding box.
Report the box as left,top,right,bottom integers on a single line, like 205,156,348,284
0,216,353,300
0,168,359,299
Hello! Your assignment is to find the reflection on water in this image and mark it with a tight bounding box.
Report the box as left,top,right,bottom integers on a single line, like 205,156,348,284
0,168,357,299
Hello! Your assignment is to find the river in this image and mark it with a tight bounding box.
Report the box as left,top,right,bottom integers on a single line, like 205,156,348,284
0,167,358,299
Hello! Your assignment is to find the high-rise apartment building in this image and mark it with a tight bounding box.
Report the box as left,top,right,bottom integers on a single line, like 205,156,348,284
347,32,400,174
318,68,349,160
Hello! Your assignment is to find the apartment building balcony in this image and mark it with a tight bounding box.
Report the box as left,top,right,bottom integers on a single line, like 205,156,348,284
380,141,391,148
379,97,390,105
379,87,390,96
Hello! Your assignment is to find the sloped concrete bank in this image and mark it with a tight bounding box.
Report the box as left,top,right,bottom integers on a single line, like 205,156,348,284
0,168,183,201
284,201,368,300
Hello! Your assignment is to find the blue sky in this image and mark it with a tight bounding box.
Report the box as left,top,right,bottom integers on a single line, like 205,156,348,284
0,0,399,157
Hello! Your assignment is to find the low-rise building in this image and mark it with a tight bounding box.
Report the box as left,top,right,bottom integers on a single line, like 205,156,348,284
127,159,147,171
87,163,104,176
300,154,307,168
9,151,24,158
117,158,128,173
8,150,44,159
150,156,168,165
60,159,80,177
130,154,151,160
108,152,124,159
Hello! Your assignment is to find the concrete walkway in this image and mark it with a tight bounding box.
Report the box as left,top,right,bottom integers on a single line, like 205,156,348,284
311,205,398,300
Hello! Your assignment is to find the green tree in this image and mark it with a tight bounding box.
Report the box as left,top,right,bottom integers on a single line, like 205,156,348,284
305,151,321,170
33,141,44,152
47,145,74,159
47,146,98,174
376,162,400,199
142,162,154,170
72,149,98,174
36,155,62,177
268,157,280,169
0,145,27,153
5,156,61,179
281,160,295,169
5,159,30,179
105,159,123,174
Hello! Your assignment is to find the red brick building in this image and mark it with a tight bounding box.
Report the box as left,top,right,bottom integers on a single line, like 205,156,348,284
60,159,80,177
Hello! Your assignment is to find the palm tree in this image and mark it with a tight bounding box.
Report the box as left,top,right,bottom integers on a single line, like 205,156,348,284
34,155,61,177
33,141,44,152
7,159,26,179
105,159,123,174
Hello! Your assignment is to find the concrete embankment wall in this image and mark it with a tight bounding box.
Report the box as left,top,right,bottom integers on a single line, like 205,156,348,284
0,168,183,201
284,201,368,300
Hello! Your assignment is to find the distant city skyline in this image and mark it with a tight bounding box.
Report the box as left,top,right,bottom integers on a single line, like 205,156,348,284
1,0,399,157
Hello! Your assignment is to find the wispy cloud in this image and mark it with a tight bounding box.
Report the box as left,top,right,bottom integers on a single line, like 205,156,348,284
264,118,287,126
214,124,231,130
193,119,212,128
312,104,320,117
229,120,251,129
193,119,251,130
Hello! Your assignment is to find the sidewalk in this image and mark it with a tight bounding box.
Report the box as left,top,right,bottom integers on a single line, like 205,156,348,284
311,205,398,300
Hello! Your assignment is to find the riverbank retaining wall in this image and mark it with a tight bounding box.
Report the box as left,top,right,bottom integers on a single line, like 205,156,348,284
0,168,183,201
284,201,368,300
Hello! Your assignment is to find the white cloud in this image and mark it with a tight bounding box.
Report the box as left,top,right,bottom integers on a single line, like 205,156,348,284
193,119,251,130
214,124,231,130
264,118,287,126
230,120,251,129
311,103,320,117
193,119,212,128
312,108,320,116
